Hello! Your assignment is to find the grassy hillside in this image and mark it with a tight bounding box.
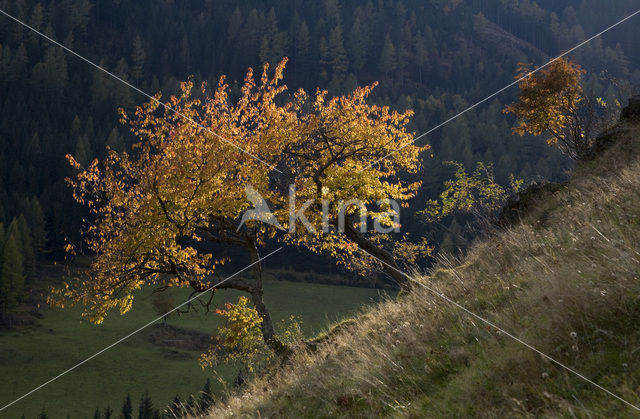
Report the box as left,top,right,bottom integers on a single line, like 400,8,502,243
0,278,385,418
206,117,640,417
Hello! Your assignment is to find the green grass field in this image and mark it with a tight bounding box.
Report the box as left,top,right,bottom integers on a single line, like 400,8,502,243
0,277,386,418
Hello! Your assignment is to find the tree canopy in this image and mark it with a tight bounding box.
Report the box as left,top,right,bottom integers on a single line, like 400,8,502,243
504,57,617,160
53,59,425,353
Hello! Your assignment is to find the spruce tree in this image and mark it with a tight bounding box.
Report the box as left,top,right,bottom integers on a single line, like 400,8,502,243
0,223,5,252
131,35,146,84
74,134,93,167
414,31,428,83
379,33,397,76
0,231,25,323
348,16,368,75
121,394,133,419
293,18,311,84
227,8,243,41
15,215,36,279
138,391,155,419
106,127,125,153
169,394,183,418
186,394,198,415
199,378,214,411
28,197,47,259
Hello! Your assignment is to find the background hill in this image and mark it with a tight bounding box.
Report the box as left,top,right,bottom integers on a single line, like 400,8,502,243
0,0,638,264
204,109,640,417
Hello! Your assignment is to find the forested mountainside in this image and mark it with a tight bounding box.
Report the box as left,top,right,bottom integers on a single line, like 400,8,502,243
0,0,638,263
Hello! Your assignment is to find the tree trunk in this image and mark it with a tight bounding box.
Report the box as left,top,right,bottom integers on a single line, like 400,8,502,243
246,243,291,358
343,213,409,288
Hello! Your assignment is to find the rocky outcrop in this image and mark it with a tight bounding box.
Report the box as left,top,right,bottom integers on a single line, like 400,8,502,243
585,95,640,160
620,95,640,120
497,181,565,228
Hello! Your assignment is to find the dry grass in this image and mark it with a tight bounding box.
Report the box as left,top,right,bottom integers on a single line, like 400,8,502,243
203,120,640,418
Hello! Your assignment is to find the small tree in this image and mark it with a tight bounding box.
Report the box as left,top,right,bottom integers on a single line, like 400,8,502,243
422,161,521,222
151,288,176,325
200,296,302,373
0,223,5,252
138,391,156,419
504,57,613,160
121,394,133,419
198,378,214,411
168,394,183,418
0,231,25,325
38,407,48,419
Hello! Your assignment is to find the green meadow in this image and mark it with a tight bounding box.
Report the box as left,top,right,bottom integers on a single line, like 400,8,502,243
0,277,386,418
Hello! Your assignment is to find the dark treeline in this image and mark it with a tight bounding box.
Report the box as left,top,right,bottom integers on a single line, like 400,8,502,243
0,0,638,268
80,379,213,419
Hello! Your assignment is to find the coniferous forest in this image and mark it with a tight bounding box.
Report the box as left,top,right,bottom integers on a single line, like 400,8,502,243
1,0,638,265
1,0,640,417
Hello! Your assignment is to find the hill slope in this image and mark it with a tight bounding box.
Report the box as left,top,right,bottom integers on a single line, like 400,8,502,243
205,112,640,417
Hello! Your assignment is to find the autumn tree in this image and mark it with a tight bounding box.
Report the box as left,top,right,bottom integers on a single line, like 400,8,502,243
504,57,613,160
55,58,425,358
151,287,176,324
271,83,427,285
56,61,290,355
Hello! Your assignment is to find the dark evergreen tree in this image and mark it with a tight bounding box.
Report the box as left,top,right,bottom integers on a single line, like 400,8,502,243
379,33,397,76
121,393,133,419
169,394,184,418
0,229,25,323
38,407,49,419
131,35,146,84
186,394,198,415
0,223,5,252
138,391,155,419
327,24,349,89
198,378,214,411
15,215,35,279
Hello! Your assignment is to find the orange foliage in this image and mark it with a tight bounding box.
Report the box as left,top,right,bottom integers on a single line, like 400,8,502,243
51,58,425,323
504,57,591,159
